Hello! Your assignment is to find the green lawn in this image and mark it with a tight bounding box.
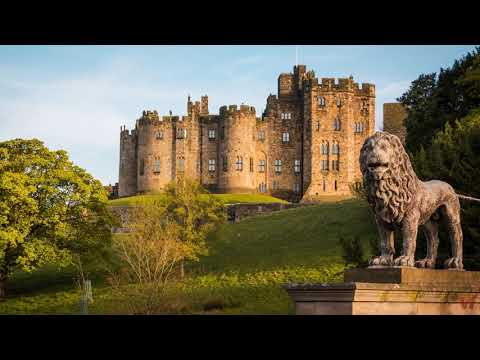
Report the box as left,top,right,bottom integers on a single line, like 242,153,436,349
0,199,377,315
108,193,289,207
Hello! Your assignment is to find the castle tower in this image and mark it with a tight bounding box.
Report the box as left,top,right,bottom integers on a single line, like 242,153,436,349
383,102,407,144
135,110,175,193
217,104,257,193
118,126,138,197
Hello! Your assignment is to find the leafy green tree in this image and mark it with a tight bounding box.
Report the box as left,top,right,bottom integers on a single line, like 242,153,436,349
0,139,115,297
398,47,480,154
162,177,226,278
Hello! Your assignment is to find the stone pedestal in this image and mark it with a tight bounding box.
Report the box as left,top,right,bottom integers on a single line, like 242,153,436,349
285,268,480,315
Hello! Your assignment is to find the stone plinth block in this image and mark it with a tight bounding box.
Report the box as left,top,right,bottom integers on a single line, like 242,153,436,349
285,268,480,315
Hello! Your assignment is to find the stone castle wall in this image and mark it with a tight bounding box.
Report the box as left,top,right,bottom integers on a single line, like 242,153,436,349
118,65,376,202
383,102,407,144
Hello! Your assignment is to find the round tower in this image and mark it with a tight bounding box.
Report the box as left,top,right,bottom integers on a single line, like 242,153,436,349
218,104,257,193
136,111,174,193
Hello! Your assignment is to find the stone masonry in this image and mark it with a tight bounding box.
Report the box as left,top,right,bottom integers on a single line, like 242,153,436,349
118,65,376,202
383,102,407,145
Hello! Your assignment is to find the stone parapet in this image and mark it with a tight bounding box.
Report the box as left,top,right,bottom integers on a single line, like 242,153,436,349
285,268,480,315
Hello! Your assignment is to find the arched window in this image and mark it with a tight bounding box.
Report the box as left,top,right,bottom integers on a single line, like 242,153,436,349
334,118,341,131
321,142,329,155
156,131,164,140
336,98,342,107
335,180,338,191
332,142,340,155
208,129,216,140
282,132,290,143
318,97,326,107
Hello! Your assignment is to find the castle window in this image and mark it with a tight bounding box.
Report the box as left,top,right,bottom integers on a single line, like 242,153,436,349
208,159,216,172
208,129,216,140
294,159,301,173
156,131,164,140
321,160,329,171
293,183,300,194
323,179,327,192
220,127,225,140
332,143,340,155
274,159,282,174
139,159,145,176
361,100,368,110
316,120,320,131
334,118,341,131
236,157,243,171
153,158,161,174
178,158,185,172
176,128,187,139
354,122,365,133
250,157,254,172
259,182,267,193
336,98,342,107
321,142,329,155
281,112,291,120
335,180,338,191
259,159,266,173
282,132,290,143
272,181,278,190
223,156,228,172
258,130,265,141
318,97,326,107
332,160,340,171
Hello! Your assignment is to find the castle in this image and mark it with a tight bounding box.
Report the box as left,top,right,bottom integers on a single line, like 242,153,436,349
118,65,375,202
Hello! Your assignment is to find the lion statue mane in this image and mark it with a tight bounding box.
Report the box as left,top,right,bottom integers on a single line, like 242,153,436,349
359,131,463,269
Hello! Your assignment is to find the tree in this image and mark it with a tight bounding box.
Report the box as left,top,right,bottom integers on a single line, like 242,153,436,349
398,47,480,154
0,139,115,298
162,177,226,278
110,201,189,314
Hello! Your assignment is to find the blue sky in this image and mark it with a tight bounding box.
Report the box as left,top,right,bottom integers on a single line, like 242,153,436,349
0,45,477,185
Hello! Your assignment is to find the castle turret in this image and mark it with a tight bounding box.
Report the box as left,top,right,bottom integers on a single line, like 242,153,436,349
119,125,138,197
217,104,257,193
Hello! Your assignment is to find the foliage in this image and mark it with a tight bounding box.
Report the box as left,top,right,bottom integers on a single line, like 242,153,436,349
161,177,226,276
339,236,368,268
412,110,480,268
398,47,480,154
108,203,190,314
0,139,116,297
397,47,480,268
1,199,377,314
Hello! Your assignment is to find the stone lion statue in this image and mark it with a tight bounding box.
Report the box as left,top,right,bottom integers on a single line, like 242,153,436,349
359,131,463,270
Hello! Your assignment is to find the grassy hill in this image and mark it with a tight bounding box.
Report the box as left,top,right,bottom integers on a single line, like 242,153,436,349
108,193,289,207
1,199,377,315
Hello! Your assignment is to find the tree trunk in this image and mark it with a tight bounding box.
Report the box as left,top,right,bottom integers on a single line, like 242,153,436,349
0,276,7,299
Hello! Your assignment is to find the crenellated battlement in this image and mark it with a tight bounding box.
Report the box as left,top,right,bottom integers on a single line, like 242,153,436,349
316,77,375,96
219,104,256,117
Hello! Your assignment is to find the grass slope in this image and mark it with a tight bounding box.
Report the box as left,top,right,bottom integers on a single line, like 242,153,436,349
0,199,377,315
108,193,289,207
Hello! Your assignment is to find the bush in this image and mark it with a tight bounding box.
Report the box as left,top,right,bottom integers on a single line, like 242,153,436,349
339,236,368,268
